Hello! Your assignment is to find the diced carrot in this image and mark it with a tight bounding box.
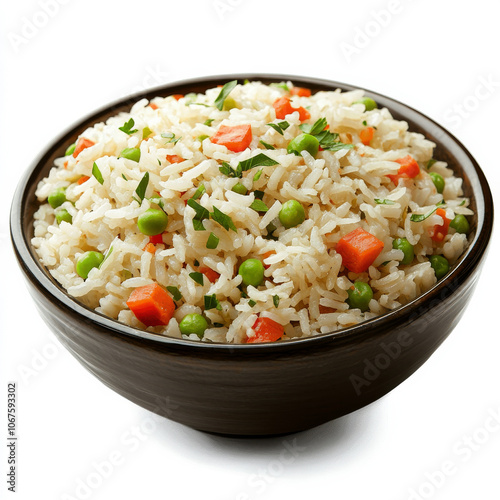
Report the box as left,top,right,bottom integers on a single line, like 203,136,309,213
149,103,158,110
77,175,90,185
149,233,164,245
289,86,311,97
359,127,374,146
429,208,450,242
72,138,95,158
172,94,183,100
319,305,336,314
166,154,184,164
336,227,385,273
144,242,156,254
272,96,310,122
387,155,420,184
261,250,276,270
63,161,68,169
126,283,175,327
199,266,220,283
247,317,284,343
210,124,252,152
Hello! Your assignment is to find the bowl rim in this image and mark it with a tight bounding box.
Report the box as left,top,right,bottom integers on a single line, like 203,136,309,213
10,73,494,352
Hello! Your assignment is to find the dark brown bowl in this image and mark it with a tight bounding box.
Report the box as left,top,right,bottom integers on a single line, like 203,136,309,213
10,74,494,436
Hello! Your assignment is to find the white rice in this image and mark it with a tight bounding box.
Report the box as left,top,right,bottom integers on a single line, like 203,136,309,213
32,81,473,343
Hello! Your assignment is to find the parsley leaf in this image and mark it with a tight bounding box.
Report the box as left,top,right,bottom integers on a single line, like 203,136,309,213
299,117,353,151
99,245,113,268
204,294,222,311
219,153,279,179
142,126,153,139
426,158,437,170
250,199,269,212
206,232,219,249
253,168,264,182
161,132,181,144
374,198,396,205
219,162,239,178
187,198,210,231
254,190,265,200
122,173,128,181
248,300,256,307
119,118,138,135
267,121,290,135
273,295,280,308
259,140,275,150
191,184,206,200
166,286,182,301
92,162,104,185
299,117,327,136
135,172,149,203
203,118,214,126
189,272,204,286
214,80,238,110
211,206,237,232
410,206,441,222
270,82,289,92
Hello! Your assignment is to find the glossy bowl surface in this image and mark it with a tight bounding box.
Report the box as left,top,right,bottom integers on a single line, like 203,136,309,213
10,74,494,435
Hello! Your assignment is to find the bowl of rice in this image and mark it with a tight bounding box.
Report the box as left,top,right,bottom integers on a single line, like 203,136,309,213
10,74,493,435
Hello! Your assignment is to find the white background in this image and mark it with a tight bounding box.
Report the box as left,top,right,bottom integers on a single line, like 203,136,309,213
1,1,499,499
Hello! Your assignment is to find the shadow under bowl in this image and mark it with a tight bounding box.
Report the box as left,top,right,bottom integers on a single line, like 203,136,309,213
10,74,494,436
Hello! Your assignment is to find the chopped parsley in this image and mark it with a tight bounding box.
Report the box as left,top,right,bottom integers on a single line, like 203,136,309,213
374,198,396,205
273,295,280,308
134,172,149,203
267,121,290,135
259,140,275,150
161,132,181,144
203,118,214,126
426,158,437,170
204,294,222,311
214,80,238,110
206,232,219,249
189,272,204,286
122,173,128,181
99,245,113,268
187,199,210,231
410,207,440,222
191,184,206,201
142,126,153,139
92,162,104,185
254,190,265,200
250,199,269,212
211,206,237,232
270,82,290,92
219,153,279,178
253,168,264,182
300,117,354,151
166,286,182,301
119,118,138,135
248,299,256,307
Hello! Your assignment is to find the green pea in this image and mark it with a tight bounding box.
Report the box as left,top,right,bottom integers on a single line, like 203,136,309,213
353,97,377,111
392,237,414,265
48,187,67,209
231,183,248,195
347,281,373,312
238,258,265,287
449,214,470,234
429,254,449,280
120,147,141,162
429,172,445,194
223,96,238,111
287,133,320,157
55,208,72,224
279,200,306,228
197,134,209,142
76,251,104,279
65,143,76,156
179,313,208,338
137,208,168,236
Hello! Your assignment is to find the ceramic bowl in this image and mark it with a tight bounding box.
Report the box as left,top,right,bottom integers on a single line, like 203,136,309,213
10,74,494,436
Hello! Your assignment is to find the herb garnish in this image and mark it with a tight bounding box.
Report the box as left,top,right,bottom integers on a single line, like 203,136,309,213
189,272,204,286
122,174,128,181
273,295,280,308
219,153,279,178
300,117,354,151
203,118,214,126
161,132,181,144
270,82,290,92
267,121,290,135
206,232,219,249
92,162,104,185
166,286,182,301
211,206,237,232
426,159,437,170
204,294,222,311
253,169,264,182
374,198,396,205
259,140,275,150
134,172,149,204
214,80,238,110
99,246,113,268
250,199,269,212
248,300,256,307
191,184,206,200
142,126,153,139
119,118,138,135
409,204,445,222
187,199,210,231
